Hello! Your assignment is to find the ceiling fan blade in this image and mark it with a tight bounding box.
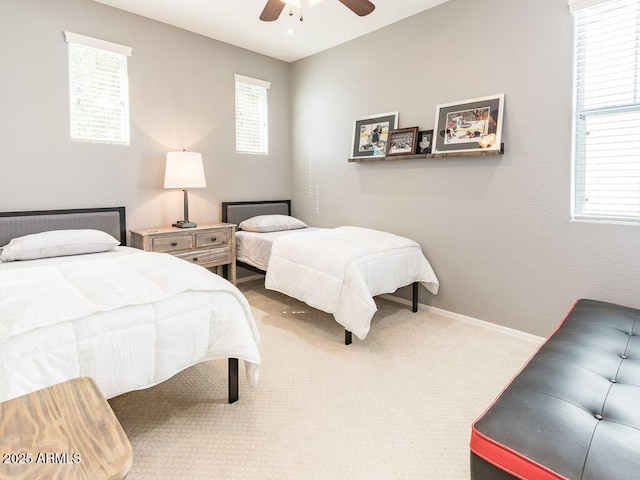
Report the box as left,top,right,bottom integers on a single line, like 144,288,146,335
260,0,286,22
338,0,375,17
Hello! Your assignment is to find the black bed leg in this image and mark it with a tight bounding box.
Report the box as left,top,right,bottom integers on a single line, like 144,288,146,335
345,330,352,345
228,358,239,404
412,282,418,313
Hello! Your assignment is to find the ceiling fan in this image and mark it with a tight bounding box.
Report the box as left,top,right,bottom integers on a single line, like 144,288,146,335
260,0,375,22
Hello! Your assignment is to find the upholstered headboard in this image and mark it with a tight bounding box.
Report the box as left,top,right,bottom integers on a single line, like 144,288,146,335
0,207,126,247
222,200,291,228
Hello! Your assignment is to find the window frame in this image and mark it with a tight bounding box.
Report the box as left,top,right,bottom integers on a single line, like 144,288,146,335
65,32,132,145
234,74,270,155
571,0,640,223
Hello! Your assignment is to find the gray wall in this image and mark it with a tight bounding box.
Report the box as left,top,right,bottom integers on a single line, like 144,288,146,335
3,0,638,336
0,0,291,230
291,0,640,336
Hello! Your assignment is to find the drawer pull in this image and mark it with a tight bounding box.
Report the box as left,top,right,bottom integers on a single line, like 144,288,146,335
211,237,217,242
171,242,178,247
193,257,198,262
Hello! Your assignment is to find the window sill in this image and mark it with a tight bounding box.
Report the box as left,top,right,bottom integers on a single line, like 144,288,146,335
570,217,640,226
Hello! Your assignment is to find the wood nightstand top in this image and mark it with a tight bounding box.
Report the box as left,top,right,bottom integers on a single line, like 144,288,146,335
129,222,235,236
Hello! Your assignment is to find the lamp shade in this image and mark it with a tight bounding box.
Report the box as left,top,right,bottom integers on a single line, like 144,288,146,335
164,151,207,189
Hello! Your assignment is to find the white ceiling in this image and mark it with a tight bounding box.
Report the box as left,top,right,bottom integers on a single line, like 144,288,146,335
93,0,449,62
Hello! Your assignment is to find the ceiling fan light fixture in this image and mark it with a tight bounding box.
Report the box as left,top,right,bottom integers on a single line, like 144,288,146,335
281,0,325,7
261,0,374,22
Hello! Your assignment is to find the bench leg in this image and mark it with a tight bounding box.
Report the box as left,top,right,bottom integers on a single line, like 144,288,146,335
345,330,352,345
228,358,239,404
412,282,418,313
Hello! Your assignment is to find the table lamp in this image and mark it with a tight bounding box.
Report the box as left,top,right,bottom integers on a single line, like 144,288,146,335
164,151,207,228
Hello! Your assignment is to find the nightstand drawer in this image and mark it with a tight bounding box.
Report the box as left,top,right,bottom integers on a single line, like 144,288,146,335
176,247,230,267
196,230,230,248
153,235,193,253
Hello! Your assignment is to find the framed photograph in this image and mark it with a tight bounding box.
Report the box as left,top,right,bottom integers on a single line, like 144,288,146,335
351,111,398,158
386,127,419,156
432,94,504,154
416,130,434,154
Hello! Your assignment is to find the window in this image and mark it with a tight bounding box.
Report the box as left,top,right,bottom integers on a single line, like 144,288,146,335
571,0,640,222
235,74,270,155
65,32,131,145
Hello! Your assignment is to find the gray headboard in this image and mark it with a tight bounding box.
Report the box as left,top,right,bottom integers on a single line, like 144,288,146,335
222,200,291,228
0,207,126,247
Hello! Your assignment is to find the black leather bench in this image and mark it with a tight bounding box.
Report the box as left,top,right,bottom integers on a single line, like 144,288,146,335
470,299,640,480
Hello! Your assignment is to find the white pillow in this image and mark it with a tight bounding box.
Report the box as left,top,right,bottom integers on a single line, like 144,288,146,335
0,229,120,262
239,214,308,233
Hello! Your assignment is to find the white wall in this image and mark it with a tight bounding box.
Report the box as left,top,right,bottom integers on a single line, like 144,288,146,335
0,0,291,231
290,0,640,336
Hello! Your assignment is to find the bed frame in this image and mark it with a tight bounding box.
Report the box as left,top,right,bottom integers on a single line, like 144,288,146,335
222,200,291,276
0,206,240,404
222,200,419,345
0,206,127,247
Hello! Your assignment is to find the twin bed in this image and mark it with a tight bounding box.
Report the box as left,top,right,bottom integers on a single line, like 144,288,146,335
0,202,438,405
222,200,439,345
0,207,260,404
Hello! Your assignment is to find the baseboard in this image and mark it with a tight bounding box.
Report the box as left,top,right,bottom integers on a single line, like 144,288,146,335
237,274,264,284
379,294,543,344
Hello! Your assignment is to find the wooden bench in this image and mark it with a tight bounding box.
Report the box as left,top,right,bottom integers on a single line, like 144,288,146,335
0,377,132,480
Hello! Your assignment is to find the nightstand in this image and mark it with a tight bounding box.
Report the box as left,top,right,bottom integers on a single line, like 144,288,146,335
130,223,237,284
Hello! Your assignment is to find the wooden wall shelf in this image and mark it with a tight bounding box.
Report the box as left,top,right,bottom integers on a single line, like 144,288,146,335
348,144,505,163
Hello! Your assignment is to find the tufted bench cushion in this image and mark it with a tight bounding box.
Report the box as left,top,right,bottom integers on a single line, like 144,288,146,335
470,299,640,480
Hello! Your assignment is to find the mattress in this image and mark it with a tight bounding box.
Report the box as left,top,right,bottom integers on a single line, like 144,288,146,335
236,228,320,271
0,246,261,402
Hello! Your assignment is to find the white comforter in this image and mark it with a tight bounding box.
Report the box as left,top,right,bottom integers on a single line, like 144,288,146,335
264,227,439,340
0,247,260,402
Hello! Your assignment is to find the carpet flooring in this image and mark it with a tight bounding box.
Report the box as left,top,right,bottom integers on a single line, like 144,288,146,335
109,279,540,479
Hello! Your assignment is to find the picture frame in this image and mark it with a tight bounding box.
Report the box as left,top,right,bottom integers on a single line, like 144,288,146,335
351,111,398,158
432,94,504,154
386,127,419,156
416,129,434,154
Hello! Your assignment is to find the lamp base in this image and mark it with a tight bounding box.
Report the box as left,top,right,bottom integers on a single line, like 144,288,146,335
173,221,197,228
